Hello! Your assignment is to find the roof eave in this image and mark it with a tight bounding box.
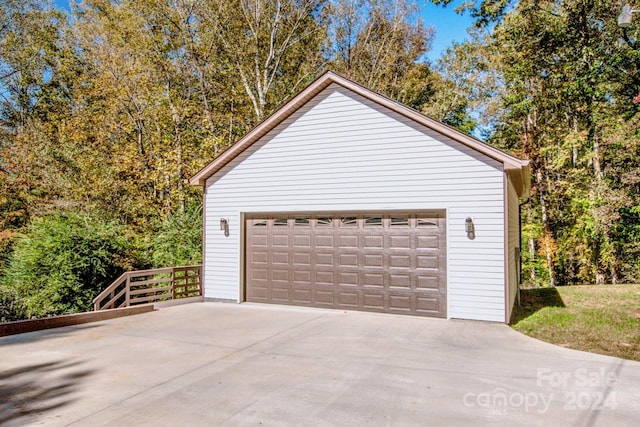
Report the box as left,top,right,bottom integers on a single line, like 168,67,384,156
190,71,530,191
189,72,338,187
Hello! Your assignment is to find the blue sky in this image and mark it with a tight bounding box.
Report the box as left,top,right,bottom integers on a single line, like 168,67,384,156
52,0,473,62
421,0,474,61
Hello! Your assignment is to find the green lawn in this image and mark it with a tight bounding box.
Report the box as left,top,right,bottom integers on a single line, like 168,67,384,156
510,285,640,361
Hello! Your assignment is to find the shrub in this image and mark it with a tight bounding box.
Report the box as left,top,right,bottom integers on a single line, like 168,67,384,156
0,285,26,322
1,212,139,318
151,203,202,268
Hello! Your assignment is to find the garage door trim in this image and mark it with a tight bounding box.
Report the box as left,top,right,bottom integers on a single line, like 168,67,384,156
243,210,447,317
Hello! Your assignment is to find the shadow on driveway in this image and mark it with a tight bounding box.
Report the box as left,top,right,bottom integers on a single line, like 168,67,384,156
0,359,95,425
0,324,103,346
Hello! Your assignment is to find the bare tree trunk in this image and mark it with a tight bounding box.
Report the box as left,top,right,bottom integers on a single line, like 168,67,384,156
210,0,320,123
537,168,555,287
593,133,603,182
528,236,536,283
166,83,185,215
184,27,219,156
194,62,218,156
590,111,617,285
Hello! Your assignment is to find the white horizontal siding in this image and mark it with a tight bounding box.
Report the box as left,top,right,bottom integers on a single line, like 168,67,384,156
204,83,506,322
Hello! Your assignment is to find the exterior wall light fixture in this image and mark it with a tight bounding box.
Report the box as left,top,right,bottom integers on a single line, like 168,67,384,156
220,218,229,237
465,217,475,240
618,3,639,28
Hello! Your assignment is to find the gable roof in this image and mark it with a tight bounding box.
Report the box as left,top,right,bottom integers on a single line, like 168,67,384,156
190,71,530,197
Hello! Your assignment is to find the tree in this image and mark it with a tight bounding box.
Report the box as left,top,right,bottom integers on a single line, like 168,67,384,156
72,0,212,224
429,0,517,27
150,202,202,267
1,213,140,318
328,0,434,98
467,0,640,285
204,0,328,122
0,0,73,227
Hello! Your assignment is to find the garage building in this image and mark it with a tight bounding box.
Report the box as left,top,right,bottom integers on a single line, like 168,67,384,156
190,72,530,323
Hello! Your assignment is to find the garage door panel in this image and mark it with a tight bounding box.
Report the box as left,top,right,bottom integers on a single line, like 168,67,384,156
272,252,289,264
337,290,358,307
339,235,358,248
249,286,268,300
293,270,311,283
416,255,438,269
293,253,311,266
271,286,290,302
388,294,412,311
389,235,411,248
294,235,311,247
416,275,440,289
339,253,358,266
272,235,289,247
364,254,383,267
416,296,442,316
315,271,335,284
363,291,385,310
338,271,358,285
363,272,384,287
316,253,334,266
417,235,439,248
246,212,447,318
364,235,383,248
389,254,411,268
314,288,335,305
252,235,268,246
251,268,268,281
389,273,411,288
292,287,312,304
271,269,289,282
251,251,268,264
316,235,335,248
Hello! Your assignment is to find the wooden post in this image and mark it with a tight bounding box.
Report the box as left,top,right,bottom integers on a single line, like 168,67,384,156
171,268,176,300
125,274,131,307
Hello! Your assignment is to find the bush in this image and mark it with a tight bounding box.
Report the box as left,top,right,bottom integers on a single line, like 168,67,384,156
0,285,26,322
151,203,202,268
1,212,139,318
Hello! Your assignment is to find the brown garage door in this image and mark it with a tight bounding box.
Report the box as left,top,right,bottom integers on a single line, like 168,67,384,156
245,212,447,317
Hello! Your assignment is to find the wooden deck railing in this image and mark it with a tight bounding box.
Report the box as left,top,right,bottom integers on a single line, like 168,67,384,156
93,265,202,311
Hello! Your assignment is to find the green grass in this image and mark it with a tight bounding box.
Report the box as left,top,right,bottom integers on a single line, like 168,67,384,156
511,285,640,361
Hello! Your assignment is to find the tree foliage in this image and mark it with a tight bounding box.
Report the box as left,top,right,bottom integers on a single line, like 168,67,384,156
1,213,139,318
0,0,444,319
328,0,434,98
447,0,640,285
3,0,639,321
150,202,203,268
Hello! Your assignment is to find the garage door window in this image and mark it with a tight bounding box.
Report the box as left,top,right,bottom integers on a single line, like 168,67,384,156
365,217,383,226
417,218,437,227
390,217,409,227
340,217,357,226
317,218,333,226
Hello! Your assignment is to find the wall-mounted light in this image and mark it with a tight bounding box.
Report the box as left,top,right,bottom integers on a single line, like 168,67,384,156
220,218,229,237
465,217,475,240
618,3,639,28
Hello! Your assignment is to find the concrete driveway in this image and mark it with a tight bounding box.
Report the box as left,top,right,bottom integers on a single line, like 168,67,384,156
1,302,639,426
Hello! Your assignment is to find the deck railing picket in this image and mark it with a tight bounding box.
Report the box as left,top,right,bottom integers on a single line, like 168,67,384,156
93,265,202,311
